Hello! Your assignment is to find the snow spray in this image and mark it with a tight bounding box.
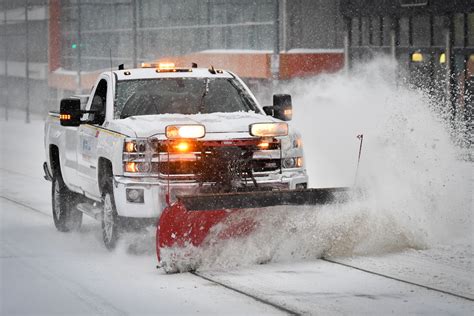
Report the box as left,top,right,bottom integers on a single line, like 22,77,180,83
193,57,472,271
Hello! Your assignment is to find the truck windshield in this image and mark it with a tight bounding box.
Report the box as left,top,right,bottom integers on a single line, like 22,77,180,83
115,78,260,119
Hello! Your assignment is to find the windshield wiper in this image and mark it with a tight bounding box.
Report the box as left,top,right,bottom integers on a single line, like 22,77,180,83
228,79,259,113
198,78,209,113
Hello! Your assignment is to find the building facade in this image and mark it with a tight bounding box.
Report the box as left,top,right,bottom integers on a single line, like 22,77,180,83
2,0,472,139
0,0,49,120
340,0,473,144
1,0,345,117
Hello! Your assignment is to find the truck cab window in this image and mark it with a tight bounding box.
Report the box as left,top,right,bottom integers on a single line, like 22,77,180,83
116,78,259,119
90,79,107,125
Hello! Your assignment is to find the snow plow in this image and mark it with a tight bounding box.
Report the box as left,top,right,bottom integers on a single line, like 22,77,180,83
155,132,355,273
156,187,350,272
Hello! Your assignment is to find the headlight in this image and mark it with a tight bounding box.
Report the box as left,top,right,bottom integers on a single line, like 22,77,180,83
165,124,205,139
123,139,147,153
282,157,303,169
282,157,296,168
293,137,303,148
249,122,288,137
123,138,152,174
124,162,150,173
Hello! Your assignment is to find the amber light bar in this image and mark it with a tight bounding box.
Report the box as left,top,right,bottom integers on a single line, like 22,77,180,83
59,114,71,120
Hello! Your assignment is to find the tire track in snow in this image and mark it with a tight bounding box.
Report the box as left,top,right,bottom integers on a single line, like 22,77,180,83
0,166,41,179
322,258,474,302
191,271,301,315
0,167,51,215
0,195,49,216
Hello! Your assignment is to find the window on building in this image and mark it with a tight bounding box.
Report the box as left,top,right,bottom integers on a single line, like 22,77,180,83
453,14,464,47
361,17,370,46
468,13,474,47
351,17,360,46
412,15,430,47
382,17,392,46
399,17,409,46
371,17,382,46
433,16,445,47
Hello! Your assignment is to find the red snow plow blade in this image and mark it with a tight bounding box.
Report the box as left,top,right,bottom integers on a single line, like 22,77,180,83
156,187,349,271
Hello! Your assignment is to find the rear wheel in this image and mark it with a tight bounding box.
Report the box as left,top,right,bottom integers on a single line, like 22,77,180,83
51,171,83,232
102,187,121,250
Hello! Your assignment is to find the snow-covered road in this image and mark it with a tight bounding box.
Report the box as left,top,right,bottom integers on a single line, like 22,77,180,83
1,118,473,315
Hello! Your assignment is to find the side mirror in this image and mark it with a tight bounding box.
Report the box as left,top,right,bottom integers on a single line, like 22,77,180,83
60,98,82,127
273,94,292,121
262,106,273,116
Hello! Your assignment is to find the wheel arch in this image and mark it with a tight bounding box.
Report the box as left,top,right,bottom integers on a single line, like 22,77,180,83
49,144,60,175
98,157,113,196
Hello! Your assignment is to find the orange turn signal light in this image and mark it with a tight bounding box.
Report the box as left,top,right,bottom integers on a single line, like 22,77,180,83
174,141,190,152
124,141,136,153
125,162,138,173
60,114,71,120
296,157,303,168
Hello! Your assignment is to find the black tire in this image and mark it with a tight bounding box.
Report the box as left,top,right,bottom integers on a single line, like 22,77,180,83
51,170,83,232
101,182,121,250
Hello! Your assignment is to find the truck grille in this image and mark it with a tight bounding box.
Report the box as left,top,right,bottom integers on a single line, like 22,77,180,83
252,159,281,172
154,159,280,176
155,161,196,175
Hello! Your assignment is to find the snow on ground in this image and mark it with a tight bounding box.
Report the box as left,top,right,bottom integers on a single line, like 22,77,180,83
198,261,472,315
1,58,473,314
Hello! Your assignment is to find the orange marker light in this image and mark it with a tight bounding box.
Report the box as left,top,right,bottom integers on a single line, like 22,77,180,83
296,157,303,168
258,142,270,150
124,141,136,152
174,141,190,152
125,162,138,173
158,62,175,70
60,114,71,120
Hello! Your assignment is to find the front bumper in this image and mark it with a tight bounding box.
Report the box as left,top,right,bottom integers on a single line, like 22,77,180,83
112,169,308,218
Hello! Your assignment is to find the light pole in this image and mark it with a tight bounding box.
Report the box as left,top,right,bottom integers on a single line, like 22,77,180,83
271,0,280,91
25,0,30,123
4,0,8,121
132,0,137,68
76,0,82,93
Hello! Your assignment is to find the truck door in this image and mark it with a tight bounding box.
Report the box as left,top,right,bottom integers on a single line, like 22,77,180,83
76,78,108,199
58,97,89,193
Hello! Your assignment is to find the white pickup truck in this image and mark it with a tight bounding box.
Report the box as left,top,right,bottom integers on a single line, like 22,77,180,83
44,63,308,249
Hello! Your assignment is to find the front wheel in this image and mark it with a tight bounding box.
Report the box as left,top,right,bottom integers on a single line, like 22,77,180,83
52,172,83,232
102,190,121,250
